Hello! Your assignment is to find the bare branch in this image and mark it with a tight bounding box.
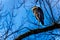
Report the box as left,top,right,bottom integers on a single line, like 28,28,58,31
15,23,60,40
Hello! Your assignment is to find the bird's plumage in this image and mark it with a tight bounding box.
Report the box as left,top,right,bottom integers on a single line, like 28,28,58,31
32,6,44,25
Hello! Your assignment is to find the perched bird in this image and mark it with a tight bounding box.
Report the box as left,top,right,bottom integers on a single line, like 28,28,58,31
32,6,44,25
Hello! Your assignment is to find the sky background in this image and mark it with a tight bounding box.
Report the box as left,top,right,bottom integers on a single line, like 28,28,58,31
0,0,60,40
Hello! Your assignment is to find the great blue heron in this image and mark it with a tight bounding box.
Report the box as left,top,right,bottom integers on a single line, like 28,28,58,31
32,6,44,25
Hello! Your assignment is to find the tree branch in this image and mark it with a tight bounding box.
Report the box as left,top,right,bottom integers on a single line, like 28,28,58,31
15,23,60,40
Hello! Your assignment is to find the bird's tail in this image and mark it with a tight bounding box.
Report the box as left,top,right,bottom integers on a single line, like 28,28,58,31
41,20,44,25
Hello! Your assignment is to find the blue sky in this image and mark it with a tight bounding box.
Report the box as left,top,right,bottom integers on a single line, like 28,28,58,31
0,0,60,40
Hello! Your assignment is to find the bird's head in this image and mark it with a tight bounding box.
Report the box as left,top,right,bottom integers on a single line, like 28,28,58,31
32,6,38,10
32,6,38,13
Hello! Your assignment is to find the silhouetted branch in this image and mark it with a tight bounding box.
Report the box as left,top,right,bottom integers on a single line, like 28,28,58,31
45,0,55,23
42,0,53,24
15,23,60,40
52,0,60,8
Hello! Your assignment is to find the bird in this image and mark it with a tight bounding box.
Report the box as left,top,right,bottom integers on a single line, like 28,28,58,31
32,6,44,25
